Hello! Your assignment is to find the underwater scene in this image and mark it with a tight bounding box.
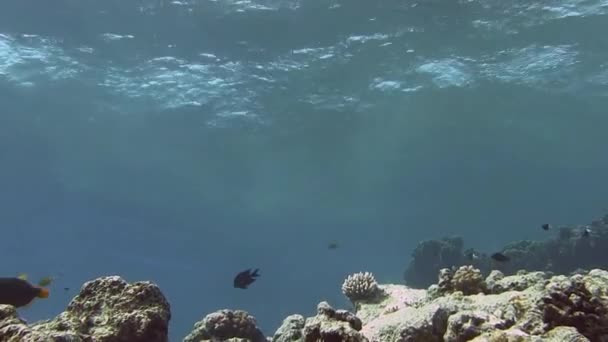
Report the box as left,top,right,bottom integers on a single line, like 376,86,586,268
1,0,608,341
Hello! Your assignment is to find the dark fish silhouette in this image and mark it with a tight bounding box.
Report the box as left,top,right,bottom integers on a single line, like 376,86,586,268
541,223,550,231
327,241,339,250
0,277,50,307
491,252,510,262
233,268,259,289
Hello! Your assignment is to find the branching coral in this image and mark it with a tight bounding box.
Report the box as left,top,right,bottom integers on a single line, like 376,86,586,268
342,272,383,303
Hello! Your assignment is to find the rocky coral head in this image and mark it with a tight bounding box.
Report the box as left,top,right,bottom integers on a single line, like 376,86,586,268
342,272,384,303
301,302,367,342
184,309,266,342
66,276,171,342
451,265,486,295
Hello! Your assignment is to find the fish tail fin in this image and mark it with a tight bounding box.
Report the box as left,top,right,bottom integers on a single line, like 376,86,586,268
38,288,50,299
252,269,260,277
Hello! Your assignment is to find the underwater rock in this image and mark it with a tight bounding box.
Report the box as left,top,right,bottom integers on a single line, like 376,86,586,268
0,275,171,342
271,315,305,342
183,309,266,342
404,236,467,288
404,213,608,288
271,301,367,342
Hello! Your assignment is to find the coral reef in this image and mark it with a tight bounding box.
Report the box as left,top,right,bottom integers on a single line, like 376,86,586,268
5,214,608,342
341,272,384,304
404,213,608,288
352,268,608,341
183,309,266,342
0,276,170,342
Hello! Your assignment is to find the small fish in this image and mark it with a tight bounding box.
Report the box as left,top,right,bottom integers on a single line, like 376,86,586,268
491,252,510,262
464,249,479,261
541,223,551,231
63,287,70,291
0,277,49,308
582,227,591,238
327,241,339,250
233,268,260,289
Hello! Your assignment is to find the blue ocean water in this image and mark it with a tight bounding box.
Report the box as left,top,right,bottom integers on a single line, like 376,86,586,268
1,0,607,340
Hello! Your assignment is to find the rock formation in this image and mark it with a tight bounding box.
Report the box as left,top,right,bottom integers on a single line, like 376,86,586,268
0,276,170,342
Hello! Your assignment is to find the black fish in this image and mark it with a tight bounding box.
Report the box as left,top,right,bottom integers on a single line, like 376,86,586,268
491,252,510,262
233,268,259,289
327,241,339,250
0,277,49,307
541,223,550,231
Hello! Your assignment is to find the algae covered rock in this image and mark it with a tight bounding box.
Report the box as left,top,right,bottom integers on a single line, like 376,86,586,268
0,275,171,342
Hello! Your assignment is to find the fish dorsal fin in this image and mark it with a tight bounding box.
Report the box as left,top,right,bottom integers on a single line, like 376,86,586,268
17,273,28,281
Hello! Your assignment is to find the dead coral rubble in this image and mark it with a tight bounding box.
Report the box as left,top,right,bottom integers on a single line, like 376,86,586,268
0,276,171,342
